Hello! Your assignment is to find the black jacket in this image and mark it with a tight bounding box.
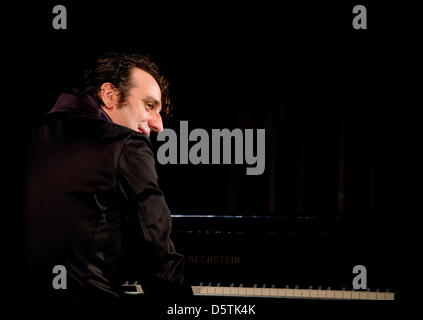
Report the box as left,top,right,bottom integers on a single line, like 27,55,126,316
24,93,189,299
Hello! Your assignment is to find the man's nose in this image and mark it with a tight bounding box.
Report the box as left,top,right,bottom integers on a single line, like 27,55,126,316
148,111,163,133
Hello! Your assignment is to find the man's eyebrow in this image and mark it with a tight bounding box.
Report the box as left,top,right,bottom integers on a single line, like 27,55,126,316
144,96,162,108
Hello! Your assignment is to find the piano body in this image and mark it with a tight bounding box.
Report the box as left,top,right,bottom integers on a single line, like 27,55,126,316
122,214,418,315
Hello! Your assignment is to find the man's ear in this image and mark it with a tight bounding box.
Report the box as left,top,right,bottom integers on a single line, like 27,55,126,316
99,83,119,110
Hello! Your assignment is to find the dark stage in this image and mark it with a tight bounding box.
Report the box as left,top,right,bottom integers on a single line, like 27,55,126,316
3,1,421,317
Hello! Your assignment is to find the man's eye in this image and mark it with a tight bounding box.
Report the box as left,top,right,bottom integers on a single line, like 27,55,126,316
147,103,154,110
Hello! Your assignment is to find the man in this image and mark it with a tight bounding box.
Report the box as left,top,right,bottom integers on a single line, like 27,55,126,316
24,52,191,300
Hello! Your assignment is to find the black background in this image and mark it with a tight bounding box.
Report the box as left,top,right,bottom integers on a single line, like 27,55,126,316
10,1,421,216
3,0,422,312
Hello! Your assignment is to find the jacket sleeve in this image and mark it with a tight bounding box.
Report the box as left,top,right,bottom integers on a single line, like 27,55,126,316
117,134,191,296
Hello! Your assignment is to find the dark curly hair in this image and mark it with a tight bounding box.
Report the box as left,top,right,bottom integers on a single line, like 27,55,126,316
78,52,171,118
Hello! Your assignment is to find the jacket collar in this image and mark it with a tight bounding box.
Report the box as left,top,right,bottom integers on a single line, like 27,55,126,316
49,93,112,122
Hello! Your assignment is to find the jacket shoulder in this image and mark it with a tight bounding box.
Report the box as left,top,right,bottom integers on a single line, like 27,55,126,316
43,111,138,141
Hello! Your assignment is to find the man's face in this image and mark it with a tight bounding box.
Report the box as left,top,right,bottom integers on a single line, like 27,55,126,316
103,67,163,136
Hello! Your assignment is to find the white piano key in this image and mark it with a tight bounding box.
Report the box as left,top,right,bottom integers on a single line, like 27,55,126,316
301,289,310,298
359,291,369,300
230,287,239,295
245,287,255,296
385,292,395,300
207,286,216,294
376,292,385,300
368,291,377,300
317,290,327,298
292,289,302,298
269,288,279,296
262,288,270,296
309,289,319,298
334,290,344,299
326,290,335,299
239,287,246,295
277,289,286,297
199,286,209,295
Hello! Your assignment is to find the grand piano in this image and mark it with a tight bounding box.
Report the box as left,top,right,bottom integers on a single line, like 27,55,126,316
122,214,418,316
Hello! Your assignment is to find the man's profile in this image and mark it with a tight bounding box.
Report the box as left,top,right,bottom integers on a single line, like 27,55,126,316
24,52,191,301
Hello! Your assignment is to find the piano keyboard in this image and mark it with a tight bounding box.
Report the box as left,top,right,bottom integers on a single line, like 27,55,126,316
122,282,395,301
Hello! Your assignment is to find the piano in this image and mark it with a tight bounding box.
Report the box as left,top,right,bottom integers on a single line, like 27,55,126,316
122,214,418,310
